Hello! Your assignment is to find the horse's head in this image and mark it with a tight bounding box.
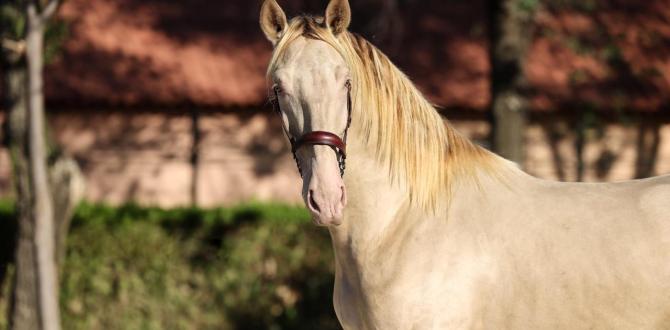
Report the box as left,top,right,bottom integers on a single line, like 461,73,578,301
261,0,352,226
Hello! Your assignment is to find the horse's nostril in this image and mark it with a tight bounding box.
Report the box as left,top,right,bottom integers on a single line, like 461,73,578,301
308,190,321,213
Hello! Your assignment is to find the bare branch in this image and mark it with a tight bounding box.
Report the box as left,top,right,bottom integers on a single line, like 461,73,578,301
2,38,27,55
41,0,59,20
35,0,60,21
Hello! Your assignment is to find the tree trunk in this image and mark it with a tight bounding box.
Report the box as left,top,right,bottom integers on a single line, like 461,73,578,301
489,0,534,164
13,3,61,330
3,1,73,328
634,122,661,179
2,37,41,330
190,108,200,207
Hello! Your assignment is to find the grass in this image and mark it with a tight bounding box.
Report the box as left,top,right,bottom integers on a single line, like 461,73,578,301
0,201,340,330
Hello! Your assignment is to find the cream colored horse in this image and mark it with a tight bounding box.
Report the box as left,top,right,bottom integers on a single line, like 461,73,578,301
260,1,670,328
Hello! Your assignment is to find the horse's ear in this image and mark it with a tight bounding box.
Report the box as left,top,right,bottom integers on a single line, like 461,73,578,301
260,0,288,45
325,0,351,35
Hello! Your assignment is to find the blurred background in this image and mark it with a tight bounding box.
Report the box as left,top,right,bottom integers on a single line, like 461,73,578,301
0,0,668,329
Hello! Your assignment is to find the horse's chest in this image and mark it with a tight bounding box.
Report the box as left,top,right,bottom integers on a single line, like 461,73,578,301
333,251,493,330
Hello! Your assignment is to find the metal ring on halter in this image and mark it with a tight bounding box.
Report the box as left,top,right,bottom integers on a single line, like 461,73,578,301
271,82,352,177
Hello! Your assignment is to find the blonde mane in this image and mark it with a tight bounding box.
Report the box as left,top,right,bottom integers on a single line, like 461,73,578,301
268,16,502,211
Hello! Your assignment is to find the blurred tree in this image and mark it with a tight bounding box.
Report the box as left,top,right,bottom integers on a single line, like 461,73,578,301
1,0,81,329
24,2,62,329
358,0,404,54
488,0,537,164
1,4,30,327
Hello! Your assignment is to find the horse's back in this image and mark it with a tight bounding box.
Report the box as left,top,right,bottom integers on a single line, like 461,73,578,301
635,174,670,220
486,173,670,329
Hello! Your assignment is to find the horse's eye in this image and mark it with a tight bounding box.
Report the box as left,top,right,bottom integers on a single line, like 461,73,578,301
344,80,352,90
273,85,283,94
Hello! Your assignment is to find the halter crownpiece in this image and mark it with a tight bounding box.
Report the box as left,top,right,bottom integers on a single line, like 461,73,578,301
271,83,352,177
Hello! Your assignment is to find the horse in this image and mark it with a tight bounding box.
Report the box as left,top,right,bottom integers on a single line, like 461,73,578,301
260,0,670,328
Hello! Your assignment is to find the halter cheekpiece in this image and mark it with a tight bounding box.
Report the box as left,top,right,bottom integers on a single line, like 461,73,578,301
271,82,353,177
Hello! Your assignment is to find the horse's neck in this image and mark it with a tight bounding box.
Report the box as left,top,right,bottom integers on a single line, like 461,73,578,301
329,130,425,275
328,124,522,278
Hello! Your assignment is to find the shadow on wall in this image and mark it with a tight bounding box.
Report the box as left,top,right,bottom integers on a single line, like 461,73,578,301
245,111,293,177
525,0,670,181
0,109,661,208
42,109,301,207
530,116,667,182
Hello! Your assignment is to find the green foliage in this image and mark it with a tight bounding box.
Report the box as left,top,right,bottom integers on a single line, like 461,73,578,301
44,19,68,63
564,36,595,56
600,43,622,64
0,199,16,271
568,68,589,85
1,201,340,330
0,1,69,64
517,0,540,13
0,199,14,215
0,200,15,330
0,3,25,40
71,201,312,228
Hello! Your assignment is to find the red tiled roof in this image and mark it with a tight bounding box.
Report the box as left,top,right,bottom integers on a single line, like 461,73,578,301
45,0,670,112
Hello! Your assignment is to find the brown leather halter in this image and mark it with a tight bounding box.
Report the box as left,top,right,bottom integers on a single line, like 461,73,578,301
271,82,352,177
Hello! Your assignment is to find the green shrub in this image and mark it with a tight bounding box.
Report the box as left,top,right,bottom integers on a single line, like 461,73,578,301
2,201,340,330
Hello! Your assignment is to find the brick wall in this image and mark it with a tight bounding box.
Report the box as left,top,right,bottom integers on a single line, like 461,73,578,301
0,111,667,207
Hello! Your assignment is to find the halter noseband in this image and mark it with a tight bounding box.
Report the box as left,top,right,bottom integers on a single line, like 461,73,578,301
271,83,352,177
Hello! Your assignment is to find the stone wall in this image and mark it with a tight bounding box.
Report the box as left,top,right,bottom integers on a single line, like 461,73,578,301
0,110,668,207
525,119,670,181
